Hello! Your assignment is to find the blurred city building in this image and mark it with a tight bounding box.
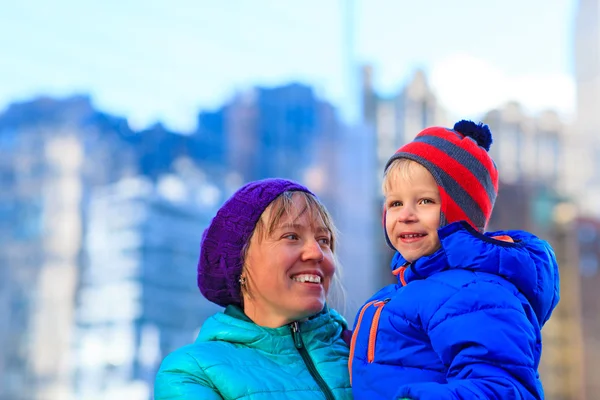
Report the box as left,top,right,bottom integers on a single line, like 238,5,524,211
557,0,600,397
362,66,449,182
0,96,228,400
575,216,600,398
543,207,586,400
568,0,600,218
216,83,337,183
0,96,139,400
483,104,564,188
74,175,221,399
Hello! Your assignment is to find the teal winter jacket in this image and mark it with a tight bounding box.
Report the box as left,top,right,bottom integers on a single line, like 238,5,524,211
154,305,352,399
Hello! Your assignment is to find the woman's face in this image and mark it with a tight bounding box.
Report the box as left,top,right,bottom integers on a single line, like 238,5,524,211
242,193,335,328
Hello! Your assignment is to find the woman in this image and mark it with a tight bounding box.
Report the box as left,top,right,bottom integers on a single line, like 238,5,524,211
155,178,352,399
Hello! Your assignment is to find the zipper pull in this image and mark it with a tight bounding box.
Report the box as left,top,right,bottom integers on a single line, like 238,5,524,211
374,298,391,306
392,262,410,286
290,321,303,349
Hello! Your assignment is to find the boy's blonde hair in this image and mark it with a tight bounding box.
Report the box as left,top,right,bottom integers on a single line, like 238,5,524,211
382,158,425,196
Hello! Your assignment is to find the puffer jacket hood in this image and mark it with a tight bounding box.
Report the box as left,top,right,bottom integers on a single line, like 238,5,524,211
392,221,560,326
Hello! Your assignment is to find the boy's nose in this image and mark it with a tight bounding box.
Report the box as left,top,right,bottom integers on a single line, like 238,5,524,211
397,205,418,222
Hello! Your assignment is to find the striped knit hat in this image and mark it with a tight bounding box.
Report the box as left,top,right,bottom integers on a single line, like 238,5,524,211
384,120,499,235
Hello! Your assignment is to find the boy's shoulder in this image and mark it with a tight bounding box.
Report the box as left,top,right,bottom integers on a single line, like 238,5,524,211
364,275,465,315
361,270,527,331
365,283,399,303
366,268,485,303
428,267,508,286
485,228,550,249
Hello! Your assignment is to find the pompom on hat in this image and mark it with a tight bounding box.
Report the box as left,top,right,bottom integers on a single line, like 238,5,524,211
197,178,312,307
384,120,499,245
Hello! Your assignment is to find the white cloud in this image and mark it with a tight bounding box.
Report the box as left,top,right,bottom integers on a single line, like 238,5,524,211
430,54,575,120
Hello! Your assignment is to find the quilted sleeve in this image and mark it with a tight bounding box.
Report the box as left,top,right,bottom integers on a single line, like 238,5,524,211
395,281,542,400
154,350,224,400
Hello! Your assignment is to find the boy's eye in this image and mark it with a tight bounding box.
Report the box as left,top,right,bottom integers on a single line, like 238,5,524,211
389,200,402,207
419,198,435,205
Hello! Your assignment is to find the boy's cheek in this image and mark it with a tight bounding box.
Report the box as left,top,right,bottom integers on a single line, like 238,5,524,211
431,235,442,251
385,223,393,238
385,212,395,235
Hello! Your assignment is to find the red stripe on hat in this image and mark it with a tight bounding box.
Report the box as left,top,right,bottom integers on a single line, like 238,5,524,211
413,128,498,191
438,186,476,228
399,141,493,219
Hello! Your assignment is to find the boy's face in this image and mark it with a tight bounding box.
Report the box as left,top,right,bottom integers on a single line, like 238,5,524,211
385,161,442,263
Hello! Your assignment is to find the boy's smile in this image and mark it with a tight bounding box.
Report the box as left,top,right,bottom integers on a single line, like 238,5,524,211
398,231,428,242
385,160,442,262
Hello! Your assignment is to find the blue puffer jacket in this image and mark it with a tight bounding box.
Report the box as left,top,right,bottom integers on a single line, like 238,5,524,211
350,221,560,400
155,305,352,399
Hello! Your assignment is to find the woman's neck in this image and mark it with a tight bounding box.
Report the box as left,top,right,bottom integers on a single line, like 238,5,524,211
242,303,310,328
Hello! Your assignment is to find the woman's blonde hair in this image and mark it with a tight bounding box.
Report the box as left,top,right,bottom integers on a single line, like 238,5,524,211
240,191,346,312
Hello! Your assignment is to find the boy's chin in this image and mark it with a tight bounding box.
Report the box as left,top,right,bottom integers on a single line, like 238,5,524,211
398,245,441,263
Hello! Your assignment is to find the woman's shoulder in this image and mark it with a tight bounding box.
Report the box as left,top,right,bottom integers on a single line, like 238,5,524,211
158,311,249,373
155,341,241,399
160,340,236,374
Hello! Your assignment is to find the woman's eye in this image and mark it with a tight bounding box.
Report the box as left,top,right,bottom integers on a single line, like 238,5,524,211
318,237,331,246
283,233,299,240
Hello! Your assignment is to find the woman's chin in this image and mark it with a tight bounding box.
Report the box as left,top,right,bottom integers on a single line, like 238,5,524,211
296,298,326,317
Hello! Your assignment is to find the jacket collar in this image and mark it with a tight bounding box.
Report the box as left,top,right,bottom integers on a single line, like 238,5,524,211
197,304,347,350
392,221,523,284
390,221,560,326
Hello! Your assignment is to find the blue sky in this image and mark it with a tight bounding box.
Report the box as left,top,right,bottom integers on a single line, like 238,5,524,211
2,0,576,131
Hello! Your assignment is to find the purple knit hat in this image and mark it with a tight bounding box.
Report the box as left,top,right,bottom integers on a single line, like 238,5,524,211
197,178,313,307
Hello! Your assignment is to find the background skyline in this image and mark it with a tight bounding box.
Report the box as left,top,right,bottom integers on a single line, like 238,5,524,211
3,0,576,131
2,1,597,399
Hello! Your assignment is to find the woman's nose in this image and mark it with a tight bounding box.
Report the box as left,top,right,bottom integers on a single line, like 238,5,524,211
302,239,325,261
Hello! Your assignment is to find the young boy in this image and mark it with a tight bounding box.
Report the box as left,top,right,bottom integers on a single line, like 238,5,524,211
349,120,560,400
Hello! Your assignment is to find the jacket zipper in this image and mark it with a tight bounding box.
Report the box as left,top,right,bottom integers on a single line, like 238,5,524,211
348,299,377,383
368,298,390,363
392,261,410,286
290,321,335,400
